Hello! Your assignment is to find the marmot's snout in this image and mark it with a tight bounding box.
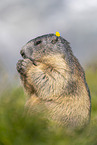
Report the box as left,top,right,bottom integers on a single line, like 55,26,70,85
20,50,26,58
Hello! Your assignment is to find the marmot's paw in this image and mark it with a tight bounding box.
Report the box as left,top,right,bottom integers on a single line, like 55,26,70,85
16,59,32,75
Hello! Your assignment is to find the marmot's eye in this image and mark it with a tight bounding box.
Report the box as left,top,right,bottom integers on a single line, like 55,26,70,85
34,40,42,46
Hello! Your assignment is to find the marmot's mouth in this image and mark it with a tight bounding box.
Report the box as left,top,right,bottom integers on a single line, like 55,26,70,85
28,57,37,66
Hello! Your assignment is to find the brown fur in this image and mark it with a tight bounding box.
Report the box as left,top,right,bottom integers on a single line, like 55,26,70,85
17,34,91,128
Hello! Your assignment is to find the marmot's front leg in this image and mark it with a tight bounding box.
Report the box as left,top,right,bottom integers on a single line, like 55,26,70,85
16,59,36,95
16,59,47,113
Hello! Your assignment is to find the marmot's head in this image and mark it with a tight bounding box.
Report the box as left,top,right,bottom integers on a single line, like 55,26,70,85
20,34,73,63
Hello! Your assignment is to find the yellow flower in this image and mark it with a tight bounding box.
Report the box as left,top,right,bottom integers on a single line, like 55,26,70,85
55,31,60,37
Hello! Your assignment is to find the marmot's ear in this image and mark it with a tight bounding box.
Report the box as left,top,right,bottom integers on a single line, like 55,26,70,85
51,36,58,44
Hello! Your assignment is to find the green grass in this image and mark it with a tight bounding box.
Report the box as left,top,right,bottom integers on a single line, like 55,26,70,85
0,69,97,145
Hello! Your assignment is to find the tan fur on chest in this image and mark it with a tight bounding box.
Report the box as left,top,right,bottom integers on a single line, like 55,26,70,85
23,54,90,128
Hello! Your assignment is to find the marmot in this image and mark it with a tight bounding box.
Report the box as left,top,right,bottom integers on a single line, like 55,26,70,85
17,33,91,128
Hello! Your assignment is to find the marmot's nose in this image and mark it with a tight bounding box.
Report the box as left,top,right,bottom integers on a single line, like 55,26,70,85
20,50,26,58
